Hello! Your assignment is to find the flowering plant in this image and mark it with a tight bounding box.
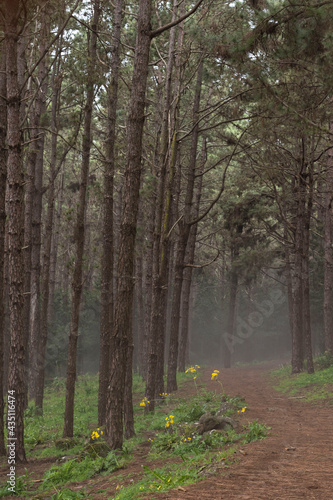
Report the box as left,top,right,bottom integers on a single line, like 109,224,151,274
140,397,150,407
90,427,103,441
185,365,200,379
211,368,225,396
165,415,174,428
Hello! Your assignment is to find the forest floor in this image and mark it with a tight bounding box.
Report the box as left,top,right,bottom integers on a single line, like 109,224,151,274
1,362,333,499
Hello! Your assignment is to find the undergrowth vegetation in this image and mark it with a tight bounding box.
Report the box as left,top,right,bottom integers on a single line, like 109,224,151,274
0,369,269,498
271,354,333,403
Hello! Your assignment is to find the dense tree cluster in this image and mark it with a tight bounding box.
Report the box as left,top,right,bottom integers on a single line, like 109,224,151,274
1,0,333,461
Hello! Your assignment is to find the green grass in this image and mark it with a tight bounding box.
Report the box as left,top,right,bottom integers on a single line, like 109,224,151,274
271,359,333,403
1,367,267,498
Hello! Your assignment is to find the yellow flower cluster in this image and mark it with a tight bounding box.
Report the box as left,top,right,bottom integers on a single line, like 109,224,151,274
165,414,174,428
140,397,150,407
211,369,220,380
237,406,247,413
185,365,200,379
91,428,103,440
160,392,169,398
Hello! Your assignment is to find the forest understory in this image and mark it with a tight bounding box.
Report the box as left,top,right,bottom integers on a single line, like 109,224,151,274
1,363,332,499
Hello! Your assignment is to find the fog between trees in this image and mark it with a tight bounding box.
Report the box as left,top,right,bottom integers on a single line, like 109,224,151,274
1,0,333,460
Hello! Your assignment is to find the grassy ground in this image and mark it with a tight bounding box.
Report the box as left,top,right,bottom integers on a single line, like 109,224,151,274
270,353,333,403
0,367,268,499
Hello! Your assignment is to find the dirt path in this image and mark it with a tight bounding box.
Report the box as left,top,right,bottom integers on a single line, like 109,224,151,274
158,364,333,500
1,363,332,499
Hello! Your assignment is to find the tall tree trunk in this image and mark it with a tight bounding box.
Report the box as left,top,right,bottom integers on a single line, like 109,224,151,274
105,0,152,449
28,14,50,401
282,182,294,350
35,45,62,414
142,194,156,380
63,1,100,437
136,253,146,376
142,70,162,382
178,139,205,372
146,11,177,402
302,156,314,373
0,40,7,457
48,168,64,325
222,226,241,369
324,132,333,353
291,161,305,374
146,5,185,405
5,0,27,462
98,0,123,427
167,59,203,393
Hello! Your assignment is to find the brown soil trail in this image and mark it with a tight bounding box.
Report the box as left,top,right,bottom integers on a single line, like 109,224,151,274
159,364,333,500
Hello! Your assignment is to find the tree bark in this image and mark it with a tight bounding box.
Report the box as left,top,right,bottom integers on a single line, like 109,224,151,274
167,59,203,393
63,0,100,437
48,168,64,325
0,39,7,457
98,0,123,427
136,248,146,377
105,0,152,449
291,157,305,373
302,158,314,373
178,139,205,372
222,219,241,369
324,129,333,353
5,0,27,462
35,43,62,414
146,4,186,404
27,14,50,401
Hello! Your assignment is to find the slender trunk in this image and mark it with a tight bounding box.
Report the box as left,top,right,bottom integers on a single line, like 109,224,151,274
124,343,135,439
291,164,305,373
223,249,238,369
29,141,44,404
5,0,27,462
98,0,123,426
282,182,294,346
63,1,100,437
17,22,28,409
142,74,162,383
178,139,205,372
147,73,177,399
136,253,145,376
142,198,155,380
28,16,50,401
48,168,64,325
324,131,333,353
302,161,314,373
146,130,177,407
105,0,152,449
147,6,185,404
35,47,62,413
178,258,192,372
167,59,203,393
187,279,197,365
0,42,7,457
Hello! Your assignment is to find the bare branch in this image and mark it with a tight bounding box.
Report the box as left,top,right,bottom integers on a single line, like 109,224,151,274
150,0,204,39
190,127,249,226
184,249,220,269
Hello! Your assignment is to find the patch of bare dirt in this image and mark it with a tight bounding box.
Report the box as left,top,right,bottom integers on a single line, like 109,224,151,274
156,364,333,500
